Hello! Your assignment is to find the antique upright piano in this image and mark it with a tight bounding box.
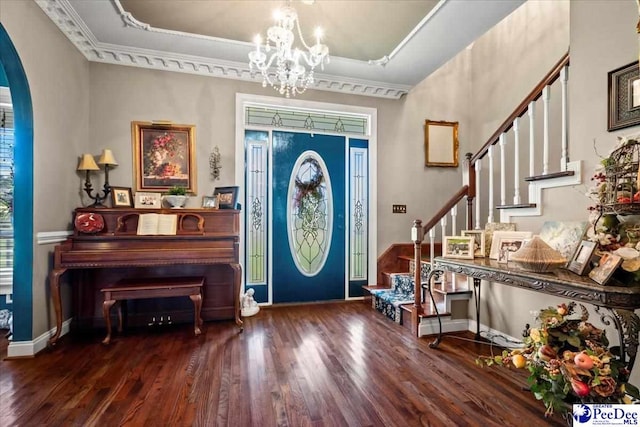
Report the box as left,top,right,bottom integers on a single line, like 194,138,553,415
48,207,242,346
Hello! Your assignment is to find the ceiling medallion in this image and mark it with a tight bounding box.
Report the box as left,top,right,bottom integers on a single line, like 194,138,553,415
248,1,329,98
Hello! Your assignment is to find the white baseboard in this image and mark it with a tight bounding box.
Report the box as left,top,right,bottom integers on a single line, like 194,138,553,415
7,318,72,358
418,317,468,336
468,320,523,348
418,317,524,348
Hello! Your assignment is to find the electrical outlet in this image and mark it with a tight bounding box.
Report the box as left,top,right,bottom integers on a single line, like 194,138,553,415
392,204,407,214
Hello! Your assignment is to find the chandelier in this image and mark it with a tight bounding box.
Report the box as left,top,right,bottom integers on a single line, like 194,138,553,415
248,2,329,98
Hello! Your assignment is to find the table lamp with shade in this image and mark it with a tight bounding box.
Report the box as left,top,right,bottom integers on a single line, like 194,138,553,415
77,149,118,207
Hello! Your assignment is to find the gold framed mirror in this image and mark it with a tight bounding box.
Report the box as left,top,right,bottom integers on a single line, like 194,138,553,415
424,119,459,167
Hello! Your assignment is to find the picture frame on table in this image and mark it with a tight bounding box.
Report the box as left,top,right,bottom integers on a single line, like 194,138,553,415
213,186,239,209
132,121,196,193
484,222,516,257
443,236,475,260
489,231,533,260
567,240,597,275
608,61,640,131
202,196,219,209
588,252,623,285
134,191,162,209
461,230,486,258
110,186,133,208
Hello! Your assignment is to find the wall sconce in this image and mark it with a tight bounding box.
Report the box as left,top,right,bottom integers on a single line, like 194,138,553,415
77,149,118,207
209,146,221,181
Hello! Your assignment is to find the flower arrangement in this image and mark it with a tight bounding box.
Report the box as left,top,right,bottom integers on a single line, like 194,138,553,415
143,132,184,177
476,302,639,417
586,134,640,284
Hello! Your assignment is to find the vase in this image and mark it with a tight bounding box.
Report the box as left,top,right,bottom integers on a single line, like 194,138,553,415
163,195,187,208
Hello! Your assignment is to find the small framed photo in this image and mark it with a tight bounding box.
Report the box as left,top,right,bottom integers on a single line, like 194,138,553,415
213,186,239,209
110,186,133,208
462,230,485,258
134,191,162,209
567,240,597,275
489,231,532,260
497,238,528,263
589,252,623,285
443,236,475,260
202,196,219,209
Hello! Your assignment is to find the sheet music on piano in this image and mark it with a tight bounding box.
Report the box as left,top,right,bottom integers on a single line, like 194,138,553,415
136,213,178,235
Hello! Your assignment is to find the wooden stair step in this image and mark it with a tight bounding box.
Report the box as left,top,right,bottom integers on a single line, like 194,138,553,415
362,284,391,292
398,255,432,263
400,299,448,319
428,273,472,296
524,170,575,182
496,203,537,210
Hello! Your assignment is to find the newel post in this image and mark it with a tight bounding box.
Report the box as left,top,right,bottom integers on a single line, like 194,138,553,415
411,219,424,336
465,153,475,230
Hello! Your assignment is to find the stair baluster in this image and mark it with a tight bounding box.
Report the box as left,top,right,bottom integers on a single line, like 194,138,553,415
475,159,482,229
487,146,494,224
513,117,521,205
450,206,457,236
499,133,506,205
528,102,536,203
560,65,569,171
542,85,551,175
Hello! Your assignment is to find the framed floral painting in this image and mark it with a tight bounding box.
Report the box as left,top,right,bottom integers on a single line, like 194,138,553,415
132,121,196,193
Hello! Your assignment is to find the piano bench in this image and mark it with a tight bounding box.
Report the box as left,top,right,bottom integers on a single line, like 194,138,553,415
100,276,204,345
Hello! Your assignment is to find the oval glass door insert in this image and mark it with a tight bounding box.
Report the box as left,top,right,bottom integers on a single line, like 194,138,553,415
287,151,333,276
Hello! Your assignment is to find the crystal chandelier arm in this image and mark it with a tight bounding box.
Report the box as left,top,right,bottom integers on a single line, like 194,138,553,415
251,51,279,73
294,16,313,51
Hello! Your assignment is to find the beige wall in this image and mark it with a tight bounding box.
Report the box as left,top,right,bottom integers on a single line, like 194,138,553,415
88,64,409,251
1,0,90,336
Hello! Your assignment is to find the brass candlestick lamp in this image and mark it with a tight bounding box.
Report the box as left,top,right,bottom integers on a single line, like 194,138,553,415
77,149,118,207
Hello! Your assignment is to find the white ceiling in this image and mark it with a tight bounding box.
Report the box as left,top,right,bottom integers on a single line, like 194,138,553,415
35,0,525,99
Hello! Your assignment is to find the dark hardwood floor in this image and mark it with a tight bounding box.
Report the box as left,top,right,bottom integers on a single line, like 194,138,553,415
0,302,564,426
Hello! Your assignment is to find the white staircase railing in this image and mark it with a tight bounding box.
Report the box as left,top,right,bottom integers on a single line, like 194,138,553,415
410,53,574,336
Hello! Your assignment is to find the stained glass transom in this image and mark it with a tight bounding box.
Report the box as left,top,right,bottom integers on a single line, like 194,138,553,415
287,151,332,276
246,107,367,135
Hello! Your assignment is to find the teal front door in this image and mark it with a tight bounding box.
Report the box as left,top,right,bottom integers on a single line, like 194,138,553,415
272,131,346,303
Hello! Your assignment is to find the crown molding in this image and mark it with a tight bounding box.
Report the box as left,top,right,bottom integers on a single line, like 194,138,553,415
35,0,409,99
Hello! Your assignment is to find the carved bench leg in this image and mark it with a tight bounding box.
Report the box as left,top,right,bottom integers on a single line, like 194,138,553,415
117,302,123,333
102,299,116,345
189,293,203,336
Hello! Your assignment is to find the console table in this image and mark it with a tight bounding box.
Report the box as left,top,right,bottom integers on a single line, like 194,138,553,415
430,257,640,371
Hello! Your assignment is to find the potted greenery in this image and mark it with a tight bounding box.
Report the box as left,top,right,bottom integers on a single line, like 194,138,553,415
163,185,188,208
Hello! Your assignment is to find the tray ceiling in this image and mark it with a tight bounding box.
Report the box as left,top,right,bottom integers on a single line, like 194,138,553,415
35,0,525,99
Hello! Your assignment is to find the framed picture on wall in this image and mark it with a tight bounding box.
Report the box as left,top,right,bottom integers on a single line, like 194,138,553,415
424,119,459,167
132,121,197,193
608,61,640,131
